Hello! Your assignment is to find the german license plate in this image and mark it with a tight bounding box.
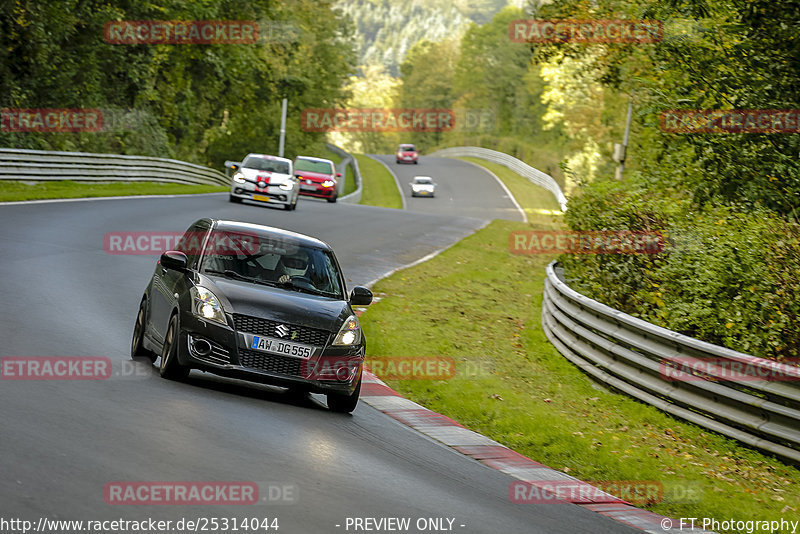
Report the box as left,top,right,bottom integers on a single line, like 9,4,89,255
247,334,314,359
300,185,316,191
252,194,270,202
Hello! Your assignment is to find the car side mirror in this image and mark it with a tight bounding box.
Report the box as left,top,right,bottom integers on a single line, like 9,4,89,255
224,160,241,172
337,172,342,178
349,286,373,306
160,251,188,271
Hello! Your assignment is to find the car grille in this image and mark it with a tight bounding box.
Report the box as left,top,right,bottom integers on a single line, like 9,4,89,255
238,349,302,377
232,314,330,346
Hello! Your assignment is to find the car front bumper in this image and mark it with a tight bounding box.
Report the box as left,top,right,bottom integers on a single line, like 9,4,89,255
411,189,434,196
297,179,336,199
230,183,294,206
175,312,363,395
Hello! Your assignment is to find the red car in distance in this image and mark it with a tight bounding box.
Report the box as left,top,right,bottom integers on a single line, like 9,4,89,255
396,143,419,164
294,156,341,203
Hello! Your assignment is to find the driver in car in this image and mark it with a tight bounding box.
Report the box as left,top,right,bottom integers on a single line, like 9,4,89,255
278,251,309,284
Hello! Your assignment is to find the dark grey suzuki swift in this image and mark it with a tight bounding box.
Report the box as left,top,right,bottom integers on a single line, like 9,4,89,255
131,218,373,413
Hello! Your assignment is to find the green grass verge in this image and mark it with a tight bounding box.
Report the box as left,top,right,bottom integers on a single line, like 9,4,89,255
359,163,799,531
0,180,227,202
354,154,402,209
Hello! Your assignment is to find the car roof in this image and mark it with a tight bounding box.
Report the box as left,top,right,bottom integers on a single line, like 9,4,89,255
294,155,335,165
243,153,293,164
207,219,332,250
413,175,433,181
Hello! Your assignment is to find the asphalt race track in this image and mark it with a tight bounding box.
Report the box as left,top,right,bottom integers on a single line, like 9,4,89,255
0,161,636,533
371,154,524,222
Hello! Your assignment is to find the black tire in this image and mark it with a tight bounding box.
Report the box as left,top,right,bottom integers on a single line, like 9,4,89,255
131,298,157,363
283,202,292,211
414,160,418,164
326,378,361,413
229,195,243,203
327,195,338,203
160,314,190,380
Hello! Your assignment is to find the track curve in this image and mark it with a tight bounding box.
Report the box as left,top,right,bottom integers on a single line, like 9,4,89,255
0,182,635,533
370,154,525,222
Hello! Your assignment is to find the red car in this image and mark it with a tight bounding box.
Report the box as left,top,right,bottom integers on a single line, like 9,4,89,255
294,156,341,203
396,143,418,164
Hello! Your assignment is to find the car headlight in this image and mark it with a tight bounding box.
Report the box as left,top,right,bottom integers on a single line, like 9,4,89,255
322,180,335,188
233,172,246,184
279,181,294,191
190,286,227,325
332,315,361,346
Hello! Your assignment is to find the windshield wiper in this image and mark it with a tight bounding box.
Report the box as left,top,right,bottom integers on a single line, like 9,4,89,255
276,279,337,298
203,269,278,287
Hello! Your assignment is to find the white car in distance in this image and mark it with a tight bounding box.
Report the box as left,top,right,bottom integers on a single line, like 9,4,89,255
410,176,436,197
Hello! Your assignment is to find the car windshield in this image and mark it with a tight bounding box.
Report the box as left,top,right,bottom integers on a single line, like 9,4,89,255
295,159,334,174
414,177,432,184
199,230,342,298
400,145,416,151
242,157,290,174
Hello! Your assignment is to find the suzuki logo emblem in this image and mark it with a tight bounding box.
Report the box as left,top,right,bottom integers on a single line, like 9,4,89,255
275,324,290,338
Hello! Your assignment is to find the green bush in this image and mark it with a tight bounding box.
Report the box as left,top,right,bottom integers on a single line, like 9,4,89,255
562,176,800,361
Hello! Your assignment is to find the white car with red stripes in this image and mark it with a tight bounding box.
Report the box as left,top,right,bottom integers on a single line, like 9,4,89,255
228,154,299,211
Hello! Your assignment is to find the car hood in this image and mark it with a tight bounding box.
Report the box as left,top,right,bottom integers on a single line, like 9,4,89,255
240,167,292,184
204,275,349,332
295,170,335,181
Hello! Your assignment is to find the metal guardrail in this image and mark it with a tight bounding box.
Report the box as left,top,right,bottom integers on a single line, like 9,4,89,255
0,148,229,186
542,261,800,464
429,146,568,211
326,143,362,203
